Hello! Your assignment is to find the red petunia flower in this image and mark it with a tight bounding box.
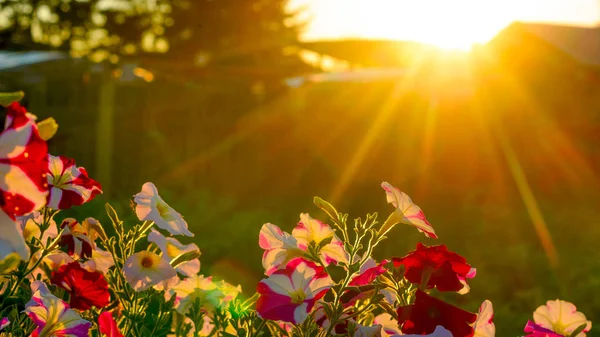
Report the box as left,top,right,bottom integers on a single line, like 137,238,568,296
0,102,48,217
397,289,477,337
393,243,475,293
98,312,124,337
47,155,102,210
51,262,110,311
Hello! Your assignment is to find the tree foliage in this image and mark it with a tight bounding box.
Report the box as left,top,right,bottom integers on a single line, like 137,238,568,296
0,0,303,65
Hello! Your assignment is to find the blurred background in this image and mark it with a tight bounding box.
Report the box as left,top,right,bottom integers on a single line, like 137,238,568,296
1,0,600,334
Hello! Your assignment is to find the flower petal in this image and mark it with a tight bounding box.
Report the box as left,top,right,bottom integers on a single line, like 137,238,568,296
381,182,436,238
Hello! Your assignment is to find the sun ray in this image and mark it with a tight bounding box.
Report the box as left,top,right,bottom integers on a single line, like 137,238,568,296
327,50,429,204
496,126,559,268
474,48,562,268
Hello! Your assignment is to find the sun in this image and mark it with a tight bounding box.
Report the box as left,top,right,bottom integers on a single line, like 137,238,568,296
292,0,515,50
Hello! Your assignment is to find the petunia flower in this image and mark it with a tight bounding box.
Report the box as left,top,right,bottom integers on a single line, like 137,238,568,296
98,311,124,337
276,321,294,336
259,223,304,275
58,218,94,259
342,258,391,307
392,243,475,293
374,313,402,337
524,320,564,337
46,155,102,210
354,323,383,337
397,289,477,337
25,280,91,337
474,300,496,337
51,261,110,310
81,217,107,242
148,228,200,277
123,251,177,291
171,274,224,314
0,317,9,331
381,182,436,238
0,102,48,218
256,257,333,324
292,213,349,266
134,182,193,237
532,300,592,337
29,250,74,281
81,247,114,274
349,258,389,286
17,211,58,246
0,210,30,261
217,280,242,304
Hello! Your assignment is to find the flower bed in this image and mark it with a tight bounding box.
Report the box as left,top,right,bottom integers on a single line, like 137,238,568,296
0,92,592,337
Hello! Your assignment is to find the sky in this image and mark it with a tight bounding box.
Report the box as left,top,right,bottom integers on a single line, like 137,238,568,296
289,0,600,48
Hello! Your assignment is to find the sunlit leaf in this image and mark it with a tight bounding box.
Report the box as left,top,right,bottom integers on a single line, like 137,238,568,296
0,91,24,107
37,117,59,141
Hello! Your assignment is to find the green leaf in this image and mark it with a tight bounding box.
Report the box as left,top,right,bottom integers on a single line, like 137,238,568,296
313,196,339,221
0,252,21,274
568,323,589,337
170,250,201,268
105,203,124,234
0,91,24,107
378,211,401,237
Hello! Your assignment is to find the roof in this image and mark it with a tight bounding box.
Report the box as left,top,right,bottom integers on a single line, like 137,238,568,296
284,68,408,87
0,51,65,71
298,39,441,67
507,22,600,66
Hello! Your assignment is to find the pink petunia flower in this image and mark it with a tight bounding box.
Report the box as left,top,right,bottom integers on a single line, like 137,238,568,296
259,223,304,275
381,182,437,238
531,300,592,337
123,251,177,291
256,257,333,324
354,323,383,337
170,274,225,314
148,228,200,277
134,182,193,237
373,313,402,337
81,247,114,274
0,317,9,331
473,300,495,337
292,213,349,266
25,280,91,337
349,258,389,286
524,320,564,337
46,155,102,210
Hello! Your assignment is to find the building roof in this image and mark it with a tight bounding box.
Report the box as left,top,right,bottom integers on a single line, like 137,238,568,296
0,51,65,71
298,39,441,68
507,22,600,66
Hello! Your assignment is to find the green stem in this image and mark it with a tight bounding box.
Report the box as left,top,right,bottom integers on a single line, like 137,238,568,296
251,319,267,337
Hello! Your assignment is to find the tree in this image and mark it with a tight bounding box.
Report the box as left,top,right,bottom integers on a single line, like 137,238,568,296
0,0,306,70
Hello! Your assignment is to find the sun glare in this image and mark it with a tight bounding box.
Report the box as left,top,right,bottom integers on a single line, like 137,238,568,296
290,0,598,50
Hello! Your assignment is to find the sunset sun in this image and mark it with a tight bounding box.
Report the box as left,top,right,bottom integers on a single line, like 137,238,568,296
291,0,600,50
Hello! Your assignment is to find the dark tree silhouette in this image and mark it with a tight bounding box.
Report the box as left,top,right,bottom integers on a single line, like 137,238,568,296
0,0,306,69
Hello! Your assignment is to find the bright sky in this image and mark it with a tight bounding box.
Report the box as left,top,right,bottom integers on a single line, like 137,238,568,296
289,0,600,49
